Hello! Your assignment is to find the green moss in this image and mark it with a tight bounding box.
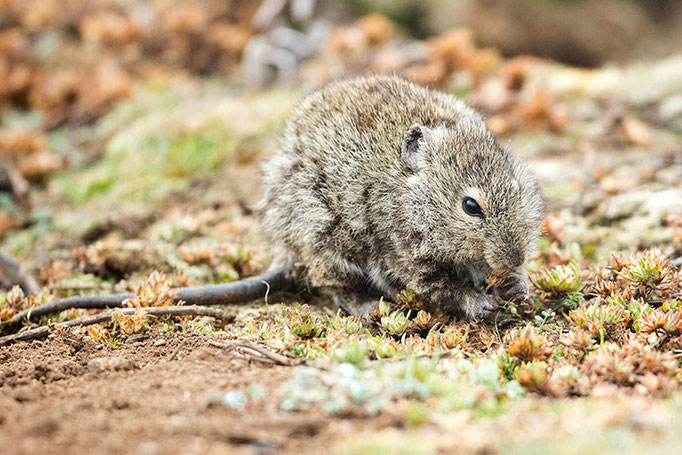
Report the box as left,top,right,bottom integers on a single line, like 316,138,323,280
52,85,295,206
335,431,436,455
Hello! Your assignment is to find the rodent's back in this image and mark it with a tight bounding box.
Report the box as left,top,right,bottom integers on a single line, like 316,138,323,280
282,76,478,181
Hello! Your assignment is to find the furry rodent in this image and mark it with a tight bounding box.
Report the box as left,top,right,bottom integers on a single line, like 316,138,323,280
259,75,544,320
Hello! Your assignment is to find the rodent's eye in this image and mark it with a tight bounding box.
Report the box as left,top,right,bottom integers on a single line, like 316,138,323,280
462,197,484,218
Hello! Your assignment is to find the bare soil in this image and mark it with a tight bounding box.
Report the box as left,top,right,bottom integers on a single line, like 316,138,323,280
0,329,348,455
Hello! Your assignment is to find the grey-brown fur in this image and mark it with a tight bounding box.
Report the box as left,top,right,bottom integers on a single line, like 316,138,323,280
259,75,544,320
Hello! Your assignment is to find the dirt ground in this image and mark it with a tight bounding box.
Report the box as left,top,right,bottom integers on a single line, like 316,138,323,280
0,329,344,455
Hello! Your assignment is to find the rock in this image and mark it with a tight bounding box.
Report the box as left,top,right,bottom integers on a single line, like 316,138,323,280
595,188,682,222
153,338,167,347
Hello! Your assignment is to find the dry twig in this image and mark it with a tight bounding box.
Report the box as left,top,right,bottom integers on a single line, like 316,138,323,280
167,338,189,360
207,339,292,366
0,305,226,346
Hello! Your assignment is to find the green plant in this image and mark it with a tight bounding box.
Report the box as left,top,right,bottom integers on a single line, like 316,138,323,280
284,304,326,338
534,262,583,296
380,310,410,336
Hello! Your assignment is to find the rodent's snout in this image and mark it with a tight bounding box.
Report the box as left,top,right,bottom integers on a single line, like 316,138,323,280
486,245,526,274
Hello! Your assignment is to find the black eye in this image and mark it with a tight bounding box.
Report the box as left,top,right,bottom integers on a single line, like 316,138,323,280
462,197,484,218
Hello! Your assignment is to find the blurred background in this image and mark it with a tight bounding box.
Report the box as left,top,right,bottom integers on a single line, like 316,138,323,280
1,0,681,286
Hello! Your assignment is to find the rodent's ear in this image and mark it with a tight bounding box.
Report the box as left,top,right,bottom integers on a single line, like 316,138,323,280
401,124,432,172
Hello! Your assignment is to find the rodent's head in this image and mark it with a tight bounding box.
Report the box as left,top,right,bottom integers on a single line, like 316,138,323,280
401,118,544,275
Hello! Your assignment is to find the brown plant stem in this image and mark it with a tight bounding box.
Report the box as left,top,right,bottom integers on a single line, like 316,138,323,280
0,305,227,346
207,339,292,366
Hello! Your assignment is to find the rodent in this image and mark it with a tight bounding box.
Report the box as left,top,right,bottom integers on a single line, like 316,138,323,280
259,75,544,320
4,75,545,338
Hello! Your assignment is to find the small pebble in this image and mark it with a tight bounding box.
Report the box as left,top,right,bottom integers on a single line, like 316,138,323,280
126,334,147,344
87,357,135,371
153,338,167,347
223,390,247,411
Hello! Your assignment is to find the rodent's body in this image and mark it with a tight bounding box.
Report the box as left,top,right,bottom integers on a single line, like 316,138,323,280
259,76,544,319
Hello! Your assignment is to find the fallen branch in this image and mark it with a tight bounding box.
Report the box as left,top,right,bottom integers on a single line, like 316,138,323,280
5,269,291,328
0,305,227,346
207,339,292,366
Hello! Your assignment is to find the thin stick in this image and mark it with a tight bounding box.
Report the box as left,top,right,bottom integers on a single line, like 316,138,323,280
0,306,226,346
167,338,188,360
6,269,291,328
207,339,292,366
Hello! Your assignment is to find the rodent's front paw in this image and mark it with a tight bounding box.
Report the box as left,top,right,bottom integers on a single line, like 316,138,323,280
497,274,531,305
466,294,498,321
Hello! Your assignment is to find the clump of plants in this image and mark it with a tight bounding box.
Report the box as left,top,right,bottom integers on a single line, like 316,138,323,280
559,328,596,359
533,262,583,295
576,339,678,397
380,309,411,336
0,286,27,321
327,311,364,336
279,355,525,417
87,324,113,344
515,361,578,398
441,325,469,349
568,301,630,342
71,236,121,275
123,271,179,308
636,307,682,350
283,303,327,339
0,286,53,322
112,307,150,335
616,249,679,302
505,326,554,363
531,262,584,311
596,249,680,303
369,296,442,339
177,241,267,282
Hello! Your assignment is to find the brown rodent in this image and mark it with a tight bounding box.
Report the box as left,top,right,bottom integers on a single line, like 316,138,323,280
259,75,544,320
3,75,545,340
